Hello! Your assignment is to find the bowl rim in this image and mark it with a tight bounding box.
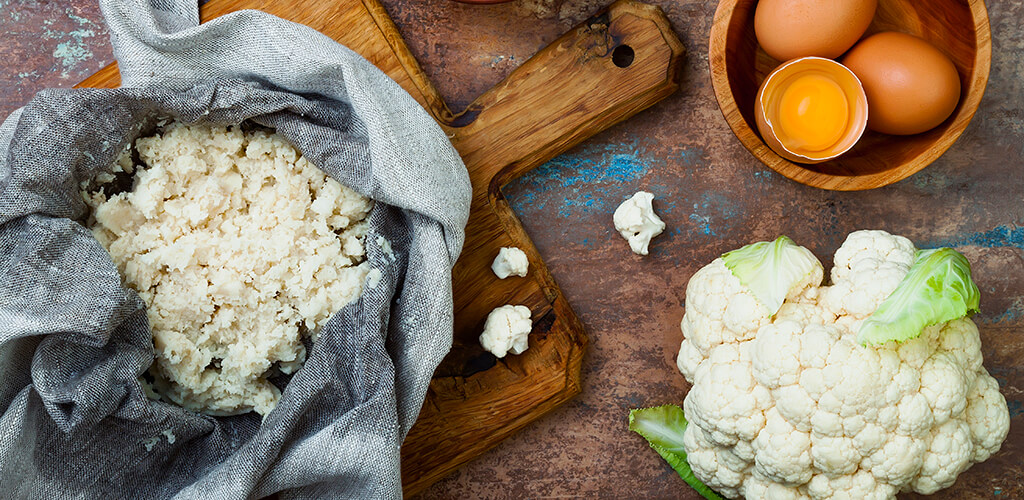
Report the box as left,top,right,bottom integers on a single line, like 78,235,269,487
709,0,992,191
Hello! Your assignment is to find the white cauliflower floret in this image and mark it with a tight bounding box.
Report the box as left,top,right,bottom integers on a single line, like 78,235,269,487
821,230,916,321
752,407,813,485
806,470,895,500
862,433,926,484
742,471,807,500
775,302,832,326
919,352,970,425
964,369,1011,462
668,230,1010,499
676,337,704,383
612,191,666,255
751,321,807,390
684,343,772,447
491,246,529,279
479,305,533,358
938,318,984,374
911,419,974,494
679,259,774,359
684,424,750,499
829,230,916,284
809,434,860,475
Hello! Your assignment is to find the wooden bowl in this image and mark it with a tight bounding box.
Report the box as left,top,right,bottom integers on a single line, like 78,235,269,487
709,0,992,190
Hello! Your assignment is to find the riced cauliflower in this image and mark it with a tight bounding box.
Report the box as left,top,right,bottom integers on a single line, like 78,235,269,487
632,230,1010,500
479,304,533,358
82,122,374,416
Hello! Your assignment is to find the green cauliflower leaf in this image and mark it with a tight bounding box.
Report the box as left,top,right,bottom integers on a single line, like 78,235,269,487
721,236,820,315
628,405,725,500
858,248,981,345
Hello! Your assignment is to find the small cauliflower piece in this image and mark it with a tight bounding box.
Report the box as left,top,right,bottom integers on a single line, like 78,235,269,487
635,230,1010,500
613,191,666,255
491,246,529,279
479,305,533,358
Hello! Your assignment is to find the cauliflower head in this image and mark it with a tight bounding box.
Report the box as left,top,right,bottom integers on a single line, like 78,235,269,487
674,230,1009,500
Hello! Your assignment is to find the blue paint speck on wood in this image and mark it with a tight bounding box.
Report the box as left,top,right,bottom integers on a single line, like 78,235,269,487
986,300,1023,324
689,213,714,236
506,143,655,217
531,150,652,189
926,225,1024,250
1007,400,1023,419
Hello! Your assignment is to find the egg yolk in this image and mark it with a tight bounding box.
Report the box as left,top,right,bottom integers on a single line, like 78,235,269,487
777,74,849,152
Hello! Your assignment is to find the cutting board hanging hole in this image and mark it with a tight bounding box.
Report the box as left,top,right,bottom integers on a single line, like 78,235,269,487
613,44,635,67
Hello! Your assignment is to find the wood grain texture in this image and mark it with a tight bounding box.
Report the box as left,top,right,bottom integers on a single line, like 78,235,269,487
76,0,684,496
708,0,992,191
407,3,683,494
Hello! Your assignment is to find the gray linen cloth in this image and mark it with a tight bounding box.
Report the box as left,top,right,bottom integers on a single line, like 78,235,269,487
0,0,471,498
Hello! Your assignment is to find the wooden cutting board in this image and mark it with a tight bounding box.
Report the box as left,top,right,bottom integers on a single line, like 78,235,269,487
77,0,684,495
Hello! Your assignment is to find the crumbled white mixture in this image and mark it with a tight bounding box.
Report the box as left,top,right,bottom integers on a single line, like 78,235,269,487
376,235,393,257
479,305,533,358
144,429,178,452
613,191,666,255
365,268,383,290
491,247,529,279
83,122,374,416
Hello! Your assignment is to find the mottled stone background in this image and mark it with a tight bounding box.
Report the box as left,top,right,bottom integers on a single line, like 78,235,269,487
2,0,1021,498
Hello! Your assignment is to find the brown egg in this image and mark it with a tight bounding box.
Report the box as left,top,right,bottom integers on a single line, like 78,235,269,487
842,32,962,135
754,0,877,61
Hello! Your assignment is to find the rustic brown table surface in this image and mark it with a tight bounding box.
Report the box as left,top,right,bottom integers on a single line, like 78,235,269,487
2,1,1021,498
